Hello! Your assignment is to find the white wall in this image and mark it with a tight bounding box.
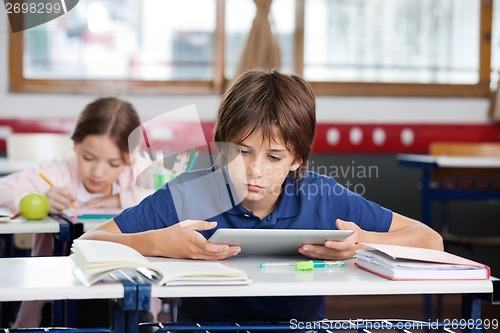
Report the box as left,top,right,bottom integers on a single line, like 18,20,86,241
0,10,491,124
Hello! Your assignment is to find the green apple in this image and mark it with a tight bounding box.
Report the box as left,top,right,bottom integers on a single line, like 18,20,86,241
20,193,50,220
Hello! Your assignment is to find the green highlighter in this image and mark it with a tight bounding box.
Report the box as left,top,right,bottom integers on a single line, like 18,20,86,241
260,260,345,271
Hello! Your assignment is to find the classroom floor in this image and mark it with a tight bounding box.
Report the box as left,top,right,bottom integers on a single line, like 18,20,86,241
325,294,499,321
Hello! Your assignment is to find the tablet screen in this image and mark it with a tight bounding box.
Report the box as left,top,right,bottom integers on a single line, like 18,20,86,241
208,228,353,255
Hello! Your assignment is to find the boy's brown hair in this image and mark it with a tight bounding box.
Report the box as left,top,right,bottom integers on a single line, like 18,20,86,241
71,97,141,159
214,69,316,180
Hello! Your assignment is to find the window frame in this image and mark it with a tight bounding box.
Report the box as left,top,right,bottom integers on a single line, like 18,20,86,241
9,0,492,97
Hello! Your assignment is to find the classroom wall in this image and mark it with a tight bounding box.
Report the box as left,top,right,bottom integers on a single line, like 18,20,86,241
2,10,498,156
1,11,499,274
0,9,493,123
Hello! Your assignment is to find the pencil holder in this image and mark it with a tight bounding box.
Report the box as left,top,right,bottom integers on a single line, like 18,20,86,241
153,170,175,190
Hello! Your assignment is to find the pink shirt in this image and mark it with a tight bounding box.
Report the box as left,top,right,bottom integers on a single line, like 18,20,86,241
0,157,153,211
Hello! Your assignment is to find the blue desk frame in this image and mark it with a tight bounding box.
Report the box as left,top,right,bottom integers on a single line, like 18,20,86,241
396,154,500,228
113,283,151,333
0,215,71,257
136,279,499,333
0,283,147,333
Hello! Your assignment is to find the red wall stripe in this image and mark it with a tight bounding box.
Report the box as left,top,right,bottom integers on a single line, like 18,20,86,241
314,123,500,153
1,118,499,154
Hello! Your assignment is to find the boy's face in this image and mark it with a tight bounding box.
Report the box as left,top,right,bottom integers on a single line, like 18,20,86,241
74,134,127,195
226,129,301,214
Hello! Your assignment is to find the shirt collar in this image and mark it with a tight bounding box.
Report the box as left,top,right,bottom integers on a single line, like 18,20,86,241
226,177,300,219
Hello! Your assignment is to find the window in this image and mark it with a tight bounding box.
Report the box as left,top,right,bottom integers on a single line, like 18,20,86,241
490,0,500,89
9,0,493,96
305,0,479,84
11,0,221,93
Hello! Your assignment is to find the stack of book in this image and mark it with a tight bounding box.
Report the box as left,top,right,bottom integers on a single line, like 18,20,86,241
356,243,490,281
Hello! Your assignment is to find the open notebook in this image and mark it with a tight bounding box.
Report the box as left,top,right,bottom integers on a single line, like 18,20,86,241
70,239,252,287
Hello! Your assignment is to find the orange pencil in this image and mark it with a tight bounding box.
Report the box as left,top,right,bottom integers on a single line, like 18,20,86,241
39,173,54,187
39,173,77,209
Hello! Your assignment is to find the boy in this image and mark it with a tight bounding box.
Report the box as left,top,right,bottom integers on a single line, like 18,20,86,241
81,69,443,322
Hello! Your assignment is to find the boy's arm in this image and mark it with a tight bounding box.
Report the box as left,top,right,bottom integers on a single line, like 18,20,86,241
299,213,443,260
79,219,241,260
363,212,443,250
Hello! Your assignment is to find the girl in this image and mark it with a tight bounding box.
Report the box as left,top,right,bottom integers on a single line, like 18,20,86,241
0,97,154,327
81,70,443,322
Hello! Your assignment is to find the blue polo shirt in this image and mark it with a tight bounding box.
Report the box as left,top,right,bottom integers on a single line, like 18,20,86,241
115,168,392,321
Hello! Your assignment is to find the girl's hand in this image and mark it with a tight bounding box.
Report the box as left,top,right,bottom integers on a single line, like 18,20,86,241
45,186,75,213
84,195,120,208
151,220,241,260
298,219,366,260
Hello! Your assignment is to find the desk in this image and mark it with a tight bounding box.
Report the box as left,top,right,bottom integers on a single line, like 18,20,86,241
1,256,497,333
396,154,500,228
0,257,125,302
0,157,37,175
0,257,141,333
59,215,109,241
72,217,109,234
148,256,496,332
397,154,500,169
149,256,493,297
58,209,122,238
80,219,108,233
0,216,63,235
397,154,500,323
0,216,73,327
0,215,71,256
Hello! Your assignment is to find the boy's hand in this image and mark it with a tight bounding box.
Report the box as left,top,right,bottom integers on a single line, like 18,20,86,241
45,186,75,213
153,220,241,260
298,219,365,260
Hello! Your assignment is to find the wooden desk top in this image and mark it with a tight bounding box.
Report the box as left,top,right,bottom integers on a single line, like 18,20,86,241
397,154,500,169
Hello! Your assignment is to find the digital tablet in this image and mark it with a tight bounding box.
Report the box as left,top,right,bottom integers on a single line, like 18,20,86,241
208,228,353,255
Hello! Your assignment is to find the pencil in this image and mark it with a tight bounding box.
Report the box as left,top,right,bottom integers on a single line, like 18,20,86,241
39,173,54,187
39,172,77,209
